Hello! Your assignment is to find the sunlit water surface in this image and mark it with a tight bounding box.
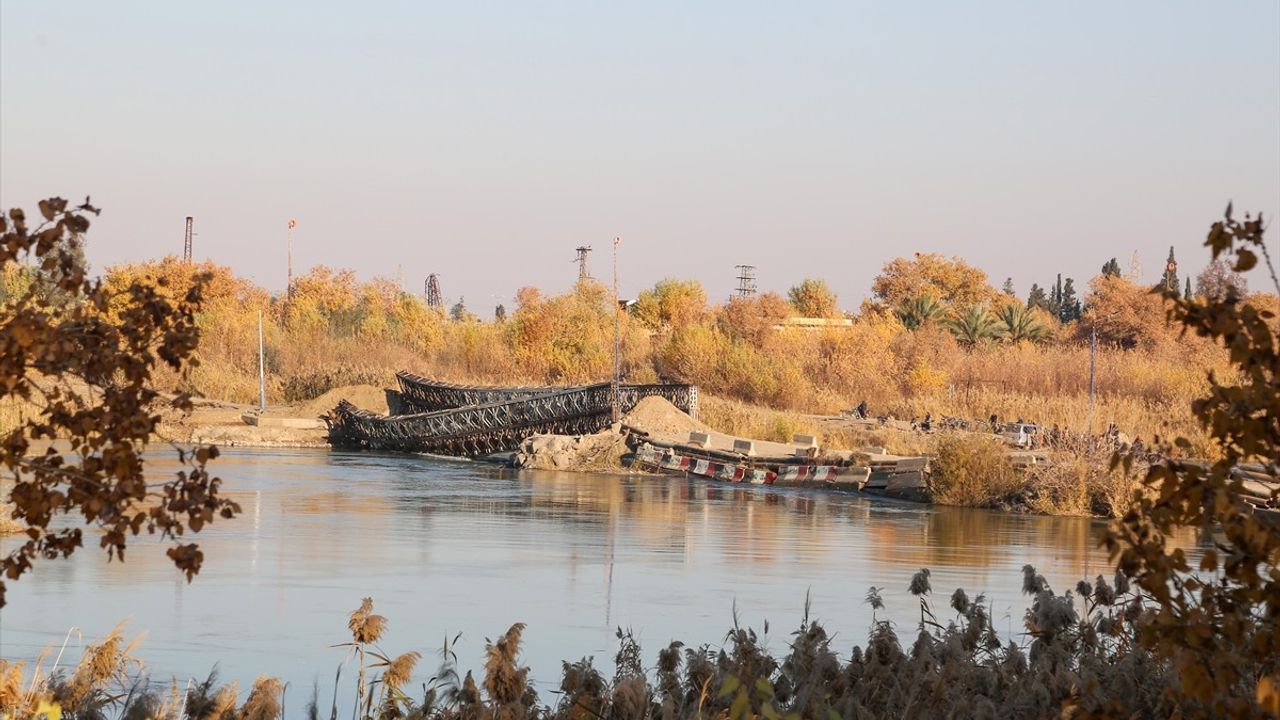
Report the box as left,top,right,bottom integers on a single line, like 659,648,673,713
2,448,1139,704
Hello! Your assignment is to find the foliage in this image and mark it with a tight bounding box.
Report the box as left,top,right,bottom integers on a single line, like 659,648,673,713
928,433,1021,506
1101,258,1122,277
0,198,240,607
1195,256,1248,300
895,293,947,331
995,302,1050,344
947,304,1003,347
871,252,998,308
1078,275,1173,349
785,278,839,318
630,278,707,332
1108,206,1280,717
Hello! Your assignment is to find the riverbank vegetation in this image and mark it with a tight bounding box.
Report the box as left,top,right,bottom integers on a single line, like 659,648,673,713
56,242,1275,457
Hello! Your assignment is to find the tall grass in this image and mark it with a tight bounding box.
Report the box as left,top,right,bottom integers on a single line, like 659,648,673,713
0,569,1249,719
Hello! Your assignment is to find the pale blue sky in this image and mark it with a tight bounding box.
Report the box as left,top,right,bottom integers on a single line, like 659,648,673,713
2,1,1277,311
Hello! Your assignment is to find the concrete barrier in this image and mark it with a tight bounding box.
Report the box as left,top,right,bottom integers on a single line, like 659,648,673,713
688,431,712,448
733,439,756,457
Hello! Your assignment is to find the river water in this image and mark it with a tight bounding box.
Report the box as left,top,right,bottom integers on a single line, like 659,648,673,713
2,448,1122,703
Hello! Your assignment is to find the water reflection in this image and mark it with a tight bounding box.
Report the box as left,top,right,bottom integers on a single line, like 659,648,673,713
0,448,1182,701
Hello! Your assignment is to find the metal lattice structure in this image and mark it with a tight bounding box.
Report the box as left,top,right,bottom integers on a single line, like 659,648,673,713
392,372,698,415
734,264,757,298
575,246,592,281
395,372,558,411
425,274,443,309
183,217,194,263
331,376,699,457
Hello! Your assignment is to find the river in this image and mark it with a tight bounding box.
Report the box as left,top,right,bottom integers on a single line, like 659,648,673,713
2,448,1123,705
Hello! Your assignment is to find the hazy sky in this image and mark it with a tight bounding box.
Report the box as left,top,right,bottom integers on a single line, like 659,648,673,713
3,2,1278,311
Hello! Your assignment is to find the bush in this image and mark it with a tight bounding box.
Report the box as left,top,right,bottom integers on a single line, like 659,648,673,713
929,433,1020,506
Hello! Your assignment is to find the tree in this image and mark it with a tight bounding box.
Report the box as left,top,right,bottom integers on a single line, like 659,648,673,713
494,303,507,322
0,198,240,607
630,278,708,331
786,278,839,318
716,292,791,345
1109,206,1280,715
1078,275,1172,349
946,304,1003,348
1026,283,1049,311
1059,277,1081,322
1183,277,1192,301
1101,257,1122,277
1159,246,1180,293
1001,278,1015,297
449,297,476,323
871,253,997,308
1195,257,1248,300
895,294,947,331
996,303,1050,343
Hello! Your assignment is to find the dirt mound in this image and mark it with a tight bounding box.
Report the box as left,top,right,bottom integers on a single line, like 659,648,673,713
300,384,389,417
624,396,708,440
513,427,630,472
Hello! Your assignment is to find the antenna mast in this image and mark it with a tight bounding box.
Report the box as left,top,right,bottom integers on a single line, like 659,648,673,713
287,218,298,299
183,217,194,263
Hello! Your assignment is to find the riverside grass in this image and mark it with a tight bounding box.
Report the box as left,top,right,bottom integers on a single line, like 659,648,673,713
0,567,1237,720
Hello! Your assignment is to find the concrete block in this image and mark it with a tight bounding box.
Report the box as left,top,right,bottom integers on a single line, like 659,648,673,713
732,439,756,457
862,446,887,455
688,431,712,448
792,433,819,448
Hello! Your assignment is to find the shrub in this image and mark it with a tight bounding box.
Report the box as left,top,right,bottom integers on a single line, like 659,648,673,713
929,433,1021,506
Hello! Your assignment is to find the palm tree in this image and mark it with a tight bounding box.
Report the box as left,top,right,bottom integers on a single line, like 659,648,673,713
895,294,947,330
947,304,1003,347
997,303,1050,343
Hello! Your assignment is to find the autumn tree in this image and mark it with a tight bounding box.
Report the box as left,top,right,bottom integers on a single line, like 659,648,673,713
630,278,708,332
1109,207,1279,715
715,292,791,345
786,278,840,318
871,253,997,308
0,198,240,607
1078,274,1173,349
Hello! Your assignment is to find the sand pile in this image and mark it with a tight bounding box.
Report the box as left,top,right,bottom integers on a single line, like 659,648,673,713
623,396,708,440
301,384,389,417
513,427,630,472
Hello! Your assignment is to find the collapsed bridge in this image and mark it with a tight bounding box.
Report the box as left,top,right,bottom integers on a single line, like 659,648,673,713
325,375,698,458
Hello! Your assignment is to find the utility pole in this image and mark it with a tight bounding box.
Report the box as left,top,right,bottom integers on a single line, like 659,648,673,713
425,274,443,309
258,310,267,413
612,237,622,422
287,218,297,299
1087,325,1097,445
183,217,194,263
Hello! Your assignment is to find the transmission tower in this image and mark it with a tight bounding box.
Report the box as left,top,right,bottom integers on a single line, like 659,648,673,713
182,217,194,263
734,264,757,298
574,246,593,281
425,274,443,309
1127,251,1142,283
